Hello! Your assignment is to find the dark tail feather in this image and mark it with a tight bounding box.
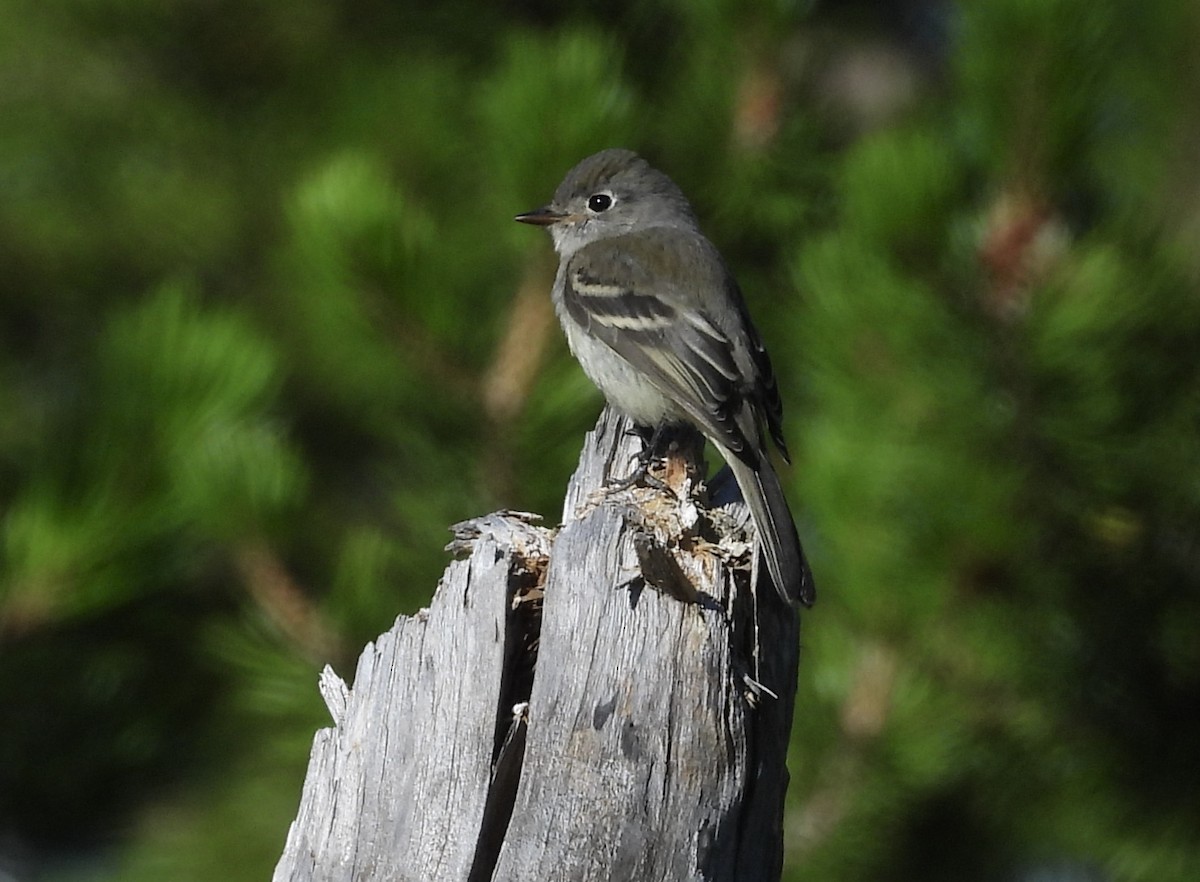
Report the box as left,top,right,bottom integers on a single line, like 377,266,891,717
726,454,815,607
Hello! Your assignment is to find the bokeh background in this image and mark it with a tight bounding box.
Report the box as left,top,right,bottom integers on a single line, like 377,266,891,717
3,1,1200,880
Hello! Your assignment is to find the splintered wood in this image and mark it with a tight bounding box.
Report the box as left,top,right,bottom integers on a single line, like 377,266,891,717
273,408,801,882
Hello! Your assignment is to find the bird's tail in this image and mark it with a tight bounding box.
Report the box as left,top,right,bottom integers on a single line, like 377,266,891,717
725,454,815,607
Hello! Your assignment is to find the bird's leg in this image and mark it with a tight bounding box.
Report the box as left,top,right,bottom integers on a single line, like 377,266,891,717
611,423,672,492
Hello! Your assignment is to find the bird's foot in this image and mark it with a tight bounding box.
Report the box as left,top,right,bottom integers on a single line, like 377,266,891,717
610,458,671,493
611,424,674,494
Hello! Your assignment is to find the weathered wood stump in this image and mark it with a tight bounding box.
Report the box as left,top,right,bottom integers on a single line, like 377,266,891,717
273,408,802,882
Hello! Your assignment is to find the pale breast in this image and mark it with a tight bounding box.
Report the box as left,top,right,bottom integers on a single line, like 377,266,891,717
558,308,681,427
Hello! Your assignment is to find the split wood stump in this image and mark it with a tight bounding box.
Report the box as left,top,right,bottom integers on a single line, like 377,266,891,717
273,408,803,882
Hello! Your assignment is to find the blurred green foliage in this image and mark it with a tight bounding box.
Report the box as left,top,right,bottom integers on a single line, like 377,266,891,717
1,1,1198,880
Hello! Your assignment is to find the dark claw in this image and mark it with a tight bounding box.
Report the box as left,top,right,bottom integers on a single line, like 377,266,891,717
609,458,670,493
609,422,674,494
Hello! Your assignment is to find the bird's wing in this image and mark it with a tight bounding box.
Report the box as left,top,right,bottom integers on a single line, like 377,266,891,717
562,228,766,464
728,277,790,463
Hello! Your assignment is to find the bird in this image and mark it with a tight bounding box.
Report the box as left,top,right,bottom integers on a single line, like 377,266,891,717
515,148,814,607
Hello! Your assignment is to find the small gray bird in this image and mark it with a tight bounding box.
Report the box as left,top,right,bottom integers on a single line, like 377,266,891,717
516,148,814,607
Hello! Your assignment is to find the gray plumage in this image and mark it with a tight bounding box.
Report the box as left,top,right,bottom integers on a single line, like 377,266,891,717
516,148,814,607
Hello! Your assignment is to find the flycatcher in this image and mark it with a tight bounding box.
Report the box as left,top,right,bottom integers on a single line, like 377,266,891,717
516,148,814,607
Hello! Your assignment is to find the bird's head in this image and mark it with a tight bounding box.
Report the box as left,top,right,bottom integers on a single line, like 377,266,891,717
515,148,697,256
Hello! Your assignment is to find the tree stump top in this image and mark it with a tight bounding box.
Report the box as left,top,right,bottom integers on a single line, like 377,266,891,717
273,408,801,882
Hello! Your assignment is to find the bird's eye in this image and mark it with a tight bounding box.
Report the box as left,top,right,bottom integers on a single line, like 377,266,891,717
587,192,613,212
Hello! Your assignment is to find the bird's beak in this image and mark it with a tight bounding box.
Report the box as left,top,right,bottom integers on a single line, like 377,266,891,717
514,206,567,226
